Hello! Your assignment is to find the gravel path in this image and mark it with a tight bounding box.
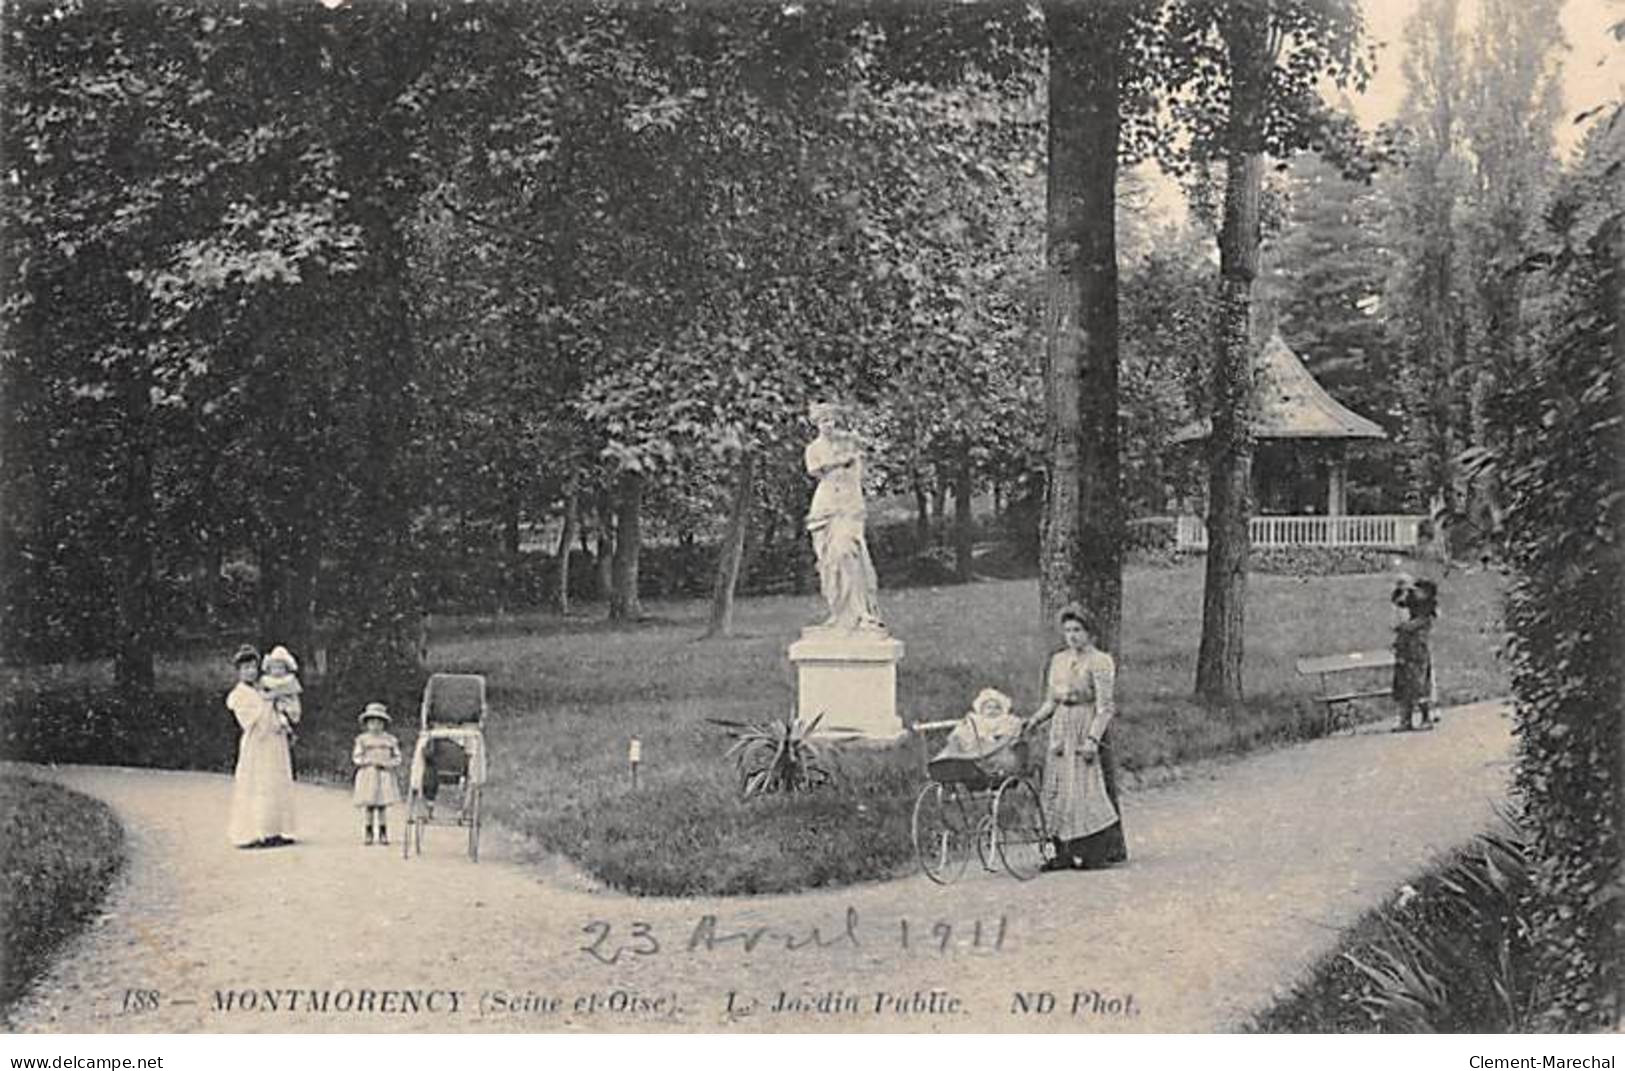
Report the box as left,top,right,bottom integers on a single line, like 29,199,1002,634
6,701,1514,1034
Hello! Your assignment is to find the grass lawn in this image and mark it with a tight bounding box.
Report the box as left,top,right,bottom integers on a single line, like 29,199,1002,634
0,774,125,1020
1,562,1507,897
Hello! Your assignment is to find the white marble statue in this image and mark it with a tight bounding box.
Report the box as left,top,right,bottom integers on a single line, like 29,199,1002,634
803,402,884,632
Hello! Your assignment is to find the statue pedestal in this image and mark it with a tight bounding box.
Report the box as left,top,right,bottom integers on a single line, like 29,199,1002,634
787,629,906,741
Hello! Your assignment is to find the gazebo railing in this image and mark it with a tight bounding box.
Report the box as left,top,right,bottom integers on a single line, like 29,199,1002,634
1175,514,1424,551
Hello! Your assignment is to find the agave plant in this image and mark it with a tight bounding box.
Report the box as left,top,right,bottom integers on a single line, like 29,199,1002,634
1343,915,1451,1032
1433,831,1538,1029
707,712,841,799
1344,827,1538,1032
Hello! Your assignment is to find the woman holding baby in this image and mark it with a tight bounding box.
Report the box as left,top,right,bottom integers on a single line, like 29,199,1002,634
224,643,297,848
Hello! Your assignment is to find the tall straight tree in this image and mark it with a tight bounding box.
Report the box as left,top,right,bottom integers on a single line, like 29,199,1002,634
1390,0,1473,520
1038,0,1140,651
1163,0,1370,703
1193,2,1272,703
1461,0,1563,534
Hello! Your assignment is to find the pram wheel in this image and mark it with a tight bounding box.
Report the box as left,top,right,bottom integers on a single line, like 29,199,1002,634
912,781,973,884
975,815,998,873
992,777,1047,881
403,674,488,863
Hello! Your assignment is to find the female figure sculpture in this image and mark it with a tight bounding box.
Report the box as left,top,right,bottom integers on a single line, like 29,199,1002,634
804,402,884,632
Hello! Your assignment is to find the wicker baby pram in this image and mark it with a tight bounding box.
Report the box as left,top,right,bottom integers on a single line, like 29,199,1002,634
927,734,1031,789
911,714,1048,883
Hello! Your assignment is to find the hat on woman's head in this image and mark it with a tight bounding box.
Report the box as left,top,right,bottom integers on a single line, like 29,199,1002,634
358,701,390,725
1057,602,1097,634
263,645,298,672
232,644,261,667
973,688,1013,718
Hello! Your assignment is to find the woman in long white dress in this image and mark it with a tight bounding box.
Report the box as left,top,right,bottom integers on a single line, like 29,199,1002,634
225,644,296,848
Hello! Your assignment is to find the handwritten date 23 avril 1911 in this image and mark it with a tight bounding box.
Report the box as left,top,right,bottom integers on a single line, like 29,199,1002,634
579,911,1009,966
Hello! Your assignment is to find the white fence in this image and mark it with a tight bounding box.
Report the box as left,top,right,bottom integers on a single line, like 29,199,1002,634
1175,514,1424,551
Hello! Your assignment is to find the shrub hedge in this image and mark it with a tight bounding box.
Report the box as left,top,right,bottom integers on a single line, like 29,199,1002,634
1491,118,1622,1029
0,774,124,1017
0,682,361,787
1248,545,1402,576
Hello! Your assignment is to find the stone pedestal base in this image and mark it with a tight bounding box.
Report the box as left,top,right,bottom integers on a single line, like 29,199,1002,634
787,629,906,741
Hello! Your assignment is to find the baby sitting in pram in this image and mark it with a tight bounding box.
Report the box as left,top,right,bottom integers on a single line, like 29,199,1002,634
929,688,1030,782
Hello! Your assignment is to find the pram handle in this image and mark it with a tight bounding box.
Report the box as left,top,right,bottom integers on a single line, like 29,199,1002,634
910,718,961,734
912,716,1046,736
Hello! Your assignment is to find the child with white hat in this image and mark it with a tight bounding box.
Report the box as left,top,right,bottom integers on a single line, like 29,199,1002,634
951,687,1024,751
352,702,403,845
258,645,303,742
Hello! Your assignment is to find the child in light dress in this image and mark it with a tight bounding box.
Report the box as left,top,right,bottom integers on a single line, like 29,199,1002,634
258,645,303,741
352,702,403,845
947,688,1025,753
931,688,1028,777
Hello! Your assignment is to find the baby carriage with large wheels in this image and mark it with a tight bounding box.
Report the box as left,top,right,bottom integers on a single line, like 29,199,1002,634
909,693,1050,884
403,673,488,862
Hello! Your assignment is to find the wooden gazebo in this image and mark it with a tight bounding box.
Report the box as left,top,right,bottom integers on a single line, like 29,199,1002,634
1171,333,1422,550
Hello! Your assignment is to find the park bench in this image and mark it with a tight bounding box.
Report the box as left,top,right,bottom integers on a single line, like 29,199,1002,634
1296,649,1395,734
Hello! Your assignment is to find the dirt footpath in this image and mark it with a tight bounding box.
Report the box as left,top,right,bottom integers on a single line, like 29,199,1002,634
6,701,1514,1034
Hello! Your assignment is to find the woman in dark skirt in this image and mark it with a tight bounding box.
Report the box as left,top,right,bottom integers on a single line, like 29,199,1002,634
1392,579,1438,732
1029,604,1127,870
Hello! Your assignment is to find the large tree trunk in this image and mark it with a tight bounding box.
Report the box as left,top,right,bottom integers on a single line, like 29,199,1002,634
113,351,156,699
500,464,521,614
608,471,644,621
1039,0,1129,652
912,468,931,544
203,539,225,626
554,484,579,616
953,443,975,583
1194,4,1269,704
705,452,756,638
595,496,615,602
762,499,780,555
502,469,522,561
196,449,227,627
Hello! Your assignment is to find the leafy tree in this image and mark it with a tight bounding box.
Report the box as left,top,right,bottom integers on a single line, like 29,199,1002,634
1260,153,1403,510
850,69,1043,584
1387,0,1472,523
1119,226,1212,514
1,2,372,687
1458,0,1564,537
1159,0,1371,702
1386,0,1565,552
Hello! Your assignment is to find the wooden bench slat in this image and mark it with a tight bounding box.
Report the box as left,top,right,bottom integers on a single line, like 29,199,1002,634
1324,687,1394,703
1296,650,1395,675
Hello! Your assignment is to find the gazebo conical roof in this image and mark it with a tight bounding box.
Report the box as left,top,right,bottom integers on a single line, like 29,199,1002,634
1171,333,1387,443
